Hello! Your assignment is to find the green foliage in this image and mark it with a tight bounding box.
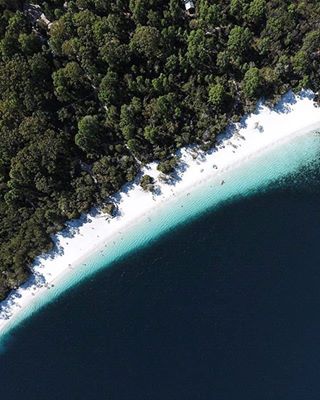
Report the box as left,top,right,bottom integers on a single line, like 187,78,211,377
100,35,130,69
187,29,208,68
120,97,142,141
140,174,154,191
0,0,320,299
157,157,178,175
130,25,160,59
198,0,219,26
230,0,247,15
248,0,266,20
75,115,103,154
98,70,121,106
208,83,225,108
102,202,116,216
227,26,253,57
53,61,89,102
292,51,308,75
243,67,261,99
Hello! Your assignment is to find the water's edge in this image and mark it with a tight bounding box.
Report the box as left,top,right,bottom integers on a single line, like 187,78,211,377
1,128,319,349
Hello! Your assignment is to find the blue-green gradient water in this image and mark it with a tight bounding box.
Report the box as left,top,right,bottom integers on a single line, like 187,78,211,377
0,131,320,399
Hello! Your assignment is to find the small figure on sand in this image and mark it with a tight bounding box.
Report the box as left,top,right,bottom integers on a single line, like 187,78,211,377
221,180,225,185
254,121,264,132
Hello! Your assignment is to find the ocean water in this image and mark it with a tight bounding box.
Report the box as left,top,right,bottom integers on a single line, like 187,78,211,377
0,131,320,399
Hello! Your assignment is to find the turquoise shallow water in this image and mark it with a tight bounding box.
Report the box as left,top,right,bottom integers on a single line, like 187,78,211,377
1,130,320,345
1,128,320,399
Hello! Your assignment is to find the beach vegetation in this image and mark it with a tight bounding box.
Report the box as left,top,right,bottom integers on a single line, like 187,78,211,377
102,202,116,217
157,158,178,175
140,174,155,192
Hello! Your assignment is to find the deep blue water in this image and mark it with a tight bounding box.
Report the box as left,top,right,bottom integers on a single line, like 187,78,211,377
1,167,320,400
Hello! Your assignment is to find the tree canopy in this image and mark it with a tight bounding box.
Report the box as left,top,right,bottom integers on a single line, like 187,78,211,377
0,0,320,299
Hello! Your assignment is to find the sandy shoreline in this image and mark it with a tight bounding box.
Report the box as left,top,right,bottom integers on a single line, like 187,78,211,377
1,90,320,340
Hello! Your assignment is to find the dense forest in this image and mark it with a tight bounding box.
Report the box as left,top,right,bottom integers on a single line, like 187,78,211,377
0,0,320,300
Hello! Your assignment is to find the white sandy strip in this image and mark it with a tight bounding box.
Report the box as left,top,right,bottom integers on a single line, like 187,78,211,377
1,90,320,337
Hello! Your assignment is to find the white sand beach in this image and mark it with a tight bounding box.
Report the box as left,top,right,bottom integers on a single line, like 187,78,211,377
1,90,320,340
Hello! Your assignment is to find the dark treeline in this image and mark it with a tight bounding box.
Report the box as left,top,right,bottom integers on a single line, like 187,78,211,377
0,0,319,299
